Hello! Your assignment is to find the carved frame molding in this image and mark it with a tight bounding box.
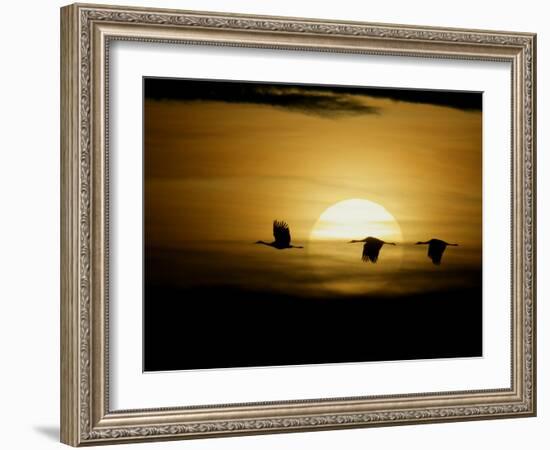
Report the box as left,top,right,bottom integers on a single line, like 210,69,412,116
61,3,536,446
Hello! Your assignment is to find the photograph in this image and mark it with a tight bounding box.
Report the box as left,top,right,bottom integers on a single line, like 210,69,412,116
143,78,483,371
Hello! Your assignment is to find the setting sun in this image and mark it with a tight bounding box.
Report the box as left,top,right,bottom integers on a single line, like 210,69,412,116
310,199,403,242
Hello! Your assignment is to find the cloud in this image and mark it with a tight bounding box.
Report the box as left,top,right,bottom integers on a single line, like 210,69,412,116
145,78,378,117
144,78,481,117
358,88,482,111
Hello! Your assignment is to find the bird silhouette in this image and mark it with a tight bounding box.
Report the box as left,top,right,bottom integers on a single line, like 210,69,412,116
349,236,396,263
255,220,304,249
415,238,458,265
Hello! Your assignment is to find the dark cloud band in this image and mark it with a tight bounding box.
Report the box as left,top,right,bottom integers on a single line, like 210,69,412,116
144,77,481,116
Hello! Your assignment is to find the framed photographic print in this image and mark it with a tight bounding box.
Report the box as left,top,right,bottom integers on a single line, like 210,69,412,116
60,3,536,446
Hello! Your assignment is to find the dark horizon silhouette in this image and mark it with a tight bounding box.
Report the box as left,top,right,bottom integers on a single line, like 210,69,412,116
144,280,482,371
416,238,459,265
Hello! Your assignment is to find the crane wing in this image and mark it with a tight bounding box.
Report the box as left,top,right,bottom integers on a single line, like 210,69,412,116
428,241,446,265
273,220,291,247
362,237,384,263
362,243,372,262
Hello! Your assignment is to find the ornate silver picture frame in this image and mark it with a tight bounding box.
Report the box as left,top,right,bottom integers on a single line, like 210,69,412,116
61,3,536,446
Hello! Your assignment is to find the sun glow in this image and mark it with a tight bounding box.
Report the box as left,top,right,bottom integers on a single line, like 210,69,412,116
310,198,403,242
